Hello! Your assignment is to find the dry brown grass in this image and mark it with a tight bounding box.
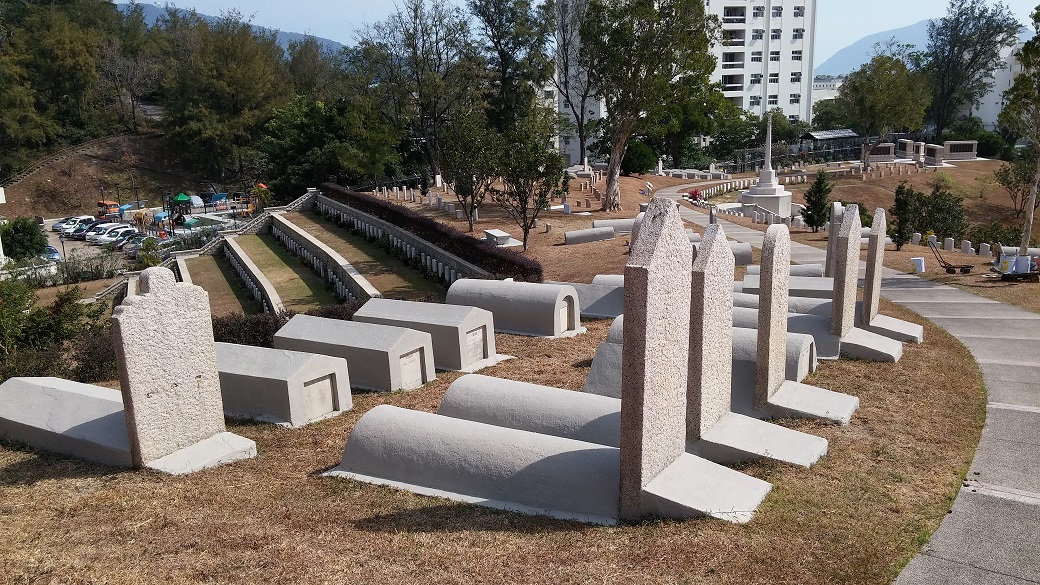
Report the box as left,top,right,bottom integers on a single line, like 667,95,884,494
0,306,983,584
33,276,123,306
0,169,988,584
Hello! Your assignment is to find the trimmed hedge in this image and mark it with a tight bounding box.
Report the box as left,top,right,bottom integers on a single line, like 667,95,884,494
211,301,365,348
320,182,543,282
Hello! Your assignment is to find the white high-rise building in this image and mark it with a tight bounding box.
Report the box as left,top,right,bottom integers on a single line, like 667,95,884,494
554,0,818,166
705,0,817,123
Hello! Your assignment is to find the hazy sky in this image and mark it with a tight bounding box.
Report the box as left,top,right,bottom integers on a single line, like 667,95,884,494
157,0,1038,64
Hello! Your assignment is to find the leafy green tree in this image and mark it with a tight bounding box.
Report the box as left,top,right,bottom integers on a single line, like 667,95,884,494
999,6,1040,254
364,0,485,177
993,146,1040,219
889,181,923,250
810,99,851,131
497,104,563,249
707,106,758,160
436,96,501,232
581,0,718,210
98,2,160,131
158,9,290,176
286,36,345,102
0,50,57,175
837,46,930,169
926,0,1021,137
0,217,47,261
257,97,348,200
801,171,832,233
920,185,968,240
468,0,553,133
620,139,656,175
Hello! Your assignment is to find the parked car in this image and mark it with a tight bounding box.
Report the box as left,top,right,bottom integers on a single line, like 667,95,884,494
39,245,61,262
124,236,157,259
70,220,111,240
59,216,96,236
51,217,72,232
115,233,146,251
86,223,130,244
97,226,137,245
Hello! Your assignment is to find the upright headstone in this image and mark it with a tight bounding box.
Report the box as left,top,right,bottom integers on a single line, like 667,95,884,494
831,205,862,338
709,207,718,225
861,208,886,326
911,232,922,246
979,242,991,257
825,202,844,277
755,224,790,408
112,267,255,472
943,237,955,252
688,224,734,438
961,240,972,254
619,197,693,520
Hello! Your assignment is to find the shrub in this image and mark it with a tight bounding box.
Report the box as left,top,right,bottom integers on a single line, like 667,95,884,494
801,171,832,232
67,326,118,383
620,140,656,175
965,221,1021,248
304,301,364,321
320,183,543,282
211,310,296,348
0,217,47,261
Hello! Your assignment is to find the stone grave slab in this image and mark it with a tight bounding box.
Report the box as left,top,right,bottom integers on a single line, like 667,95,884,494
273,314,435,392
446,280,585,338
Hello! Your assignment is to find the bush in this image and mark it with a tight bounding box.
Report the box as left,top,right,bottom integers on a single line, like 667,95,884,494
965,221,1021,247
303,301,364,321
0,217,47,261
67,326,118,383
320,183,543,282
212,310,296,348
801,171,832,232
620,140,657,175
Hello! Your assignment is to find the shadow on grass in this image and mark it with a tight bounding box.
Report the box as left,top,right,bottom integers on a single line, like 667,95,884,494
0,440,127,486
351,502,594,534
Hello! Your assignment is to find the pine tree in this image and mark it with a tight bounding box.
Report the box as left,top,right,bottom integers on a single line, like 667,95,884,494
801,171,832,232
889,181,923,251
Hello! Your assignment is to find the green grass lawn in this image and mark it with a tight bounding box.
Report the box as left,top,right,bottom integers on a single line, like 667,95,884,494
234,233,339,311
184,255,258,316
284,211,446,301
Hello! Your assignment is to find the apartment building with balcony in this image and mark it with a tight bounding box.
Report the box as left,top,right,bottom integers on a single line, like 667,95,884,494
707,0,817,123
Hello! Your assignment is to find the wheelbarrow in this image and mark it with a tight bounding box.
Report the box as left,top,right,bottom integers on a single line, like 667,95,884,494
928,241,974,274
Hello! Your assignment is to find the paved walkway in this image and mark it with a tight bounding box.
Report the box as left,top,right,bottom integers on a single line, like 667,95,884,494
657,185,1040,584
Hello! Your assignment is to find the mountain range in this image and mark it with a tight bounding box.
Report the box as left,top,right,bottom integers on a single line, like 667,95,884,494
115,2,345,54
815,19,1033,76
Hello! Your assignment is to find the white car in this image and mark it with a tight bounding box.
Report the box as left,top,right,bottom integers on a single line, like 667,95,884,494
96,226,137,245
84,223,125,244
59,216,96,235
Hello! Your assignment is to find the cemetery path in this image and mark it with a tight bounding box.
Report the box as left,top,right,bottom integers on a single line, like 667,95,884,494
233,233,339,311
658,183,1040,585
282,211,446,302
183,255,257,316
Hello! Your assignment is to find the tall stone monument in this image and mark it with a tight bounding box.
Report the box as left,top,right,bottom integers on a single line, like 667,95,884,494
754,224,791,408
830,205,862,338
619,196,693,519
739,113,793,218
112,267,256,473
688,224,734,439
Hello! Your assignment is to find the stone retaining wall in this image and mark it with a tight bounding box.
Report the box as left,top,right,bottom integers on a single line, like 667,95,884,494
315,194,489,285
269,213,380,302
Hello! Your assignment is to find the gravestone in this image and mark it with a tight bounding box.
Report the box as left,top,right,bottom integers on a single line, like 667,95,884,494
861,209,885,325
824,202,844,277
911,232,922,246
619,197,693,520
688,224,733,438
755,224,790,409
943,237,954,252
831,205,861,338
112,267,256,472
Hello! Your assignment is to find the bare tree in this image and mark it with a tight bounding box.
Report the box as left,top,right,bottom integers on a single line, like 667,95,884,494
547,0,599,167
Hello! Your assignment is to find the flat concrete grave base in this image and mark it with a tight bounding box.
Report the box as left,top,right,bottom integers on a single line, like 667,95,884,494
859,314,924,344
688,412,828,467
214,342,352,427
840,327,903,362
741,274,834,299
764,380,860,425
144,431,256,475
641,452,771,524
0,377,132,468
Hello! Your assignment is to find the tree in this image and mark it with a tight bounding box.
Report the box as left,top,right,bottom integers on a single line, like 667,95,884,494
0,217,47,261
993,146,1040,218
286,36,344,102
651,82,729,167
98,2,159,132
810,99,851,131
837,46,930,169
436,99,500,232
889,181,923,250
549,0,598,167
706,106,758,160
801,171,832,232
920,184,968,240
363,0,485,177
926,0,1021,138
581,0,718,210
468,0,553,133
999,6,1040,254
497,105,563,250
